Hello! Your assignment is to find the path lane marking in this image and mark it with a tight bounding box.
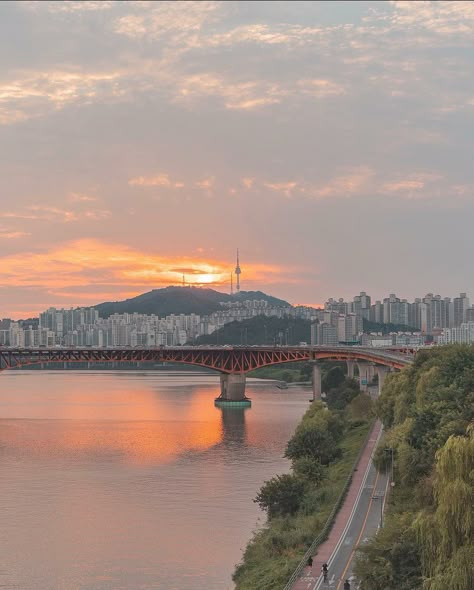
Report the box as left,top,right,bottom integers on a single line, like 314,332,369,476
335,471,381,590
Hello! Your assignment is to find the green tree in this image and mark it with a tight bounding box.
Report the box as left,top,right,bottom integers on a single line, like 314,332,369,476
355,513,422,590
348,393,374,422
285,422,342,465
293,456,326,484
413,429,474,590
322,365,345,391
254,473,306,518
326,378,360,411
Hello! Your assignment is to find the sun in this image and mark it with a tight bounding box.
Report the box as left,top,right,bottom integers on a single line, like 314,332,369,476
194,273,217,284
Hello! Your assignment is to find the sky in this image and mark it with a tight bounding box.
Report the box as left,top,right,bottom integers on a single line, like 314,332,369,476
1,1,474,318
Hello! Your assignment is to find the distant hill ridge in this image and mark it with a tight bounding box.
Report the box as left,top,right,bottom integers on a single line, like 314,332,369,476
94,286,291,318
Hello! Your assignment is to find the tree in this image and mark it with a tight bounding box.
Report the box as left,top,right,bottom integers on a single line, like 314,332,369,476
254,473,306,518
326,379,360,411
293,456,326,484
413,429,474,590
322,366,345,391
348,393,374,422
285,422,342,465
354,513,422,590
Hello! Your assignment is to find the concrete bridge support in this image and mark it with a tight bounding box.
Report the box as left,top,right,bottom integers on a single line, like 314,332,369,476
311,362,322,402
215,373,250,406
367,363,376,384
376,366,391,396
357,362,369,391
346,360,355,379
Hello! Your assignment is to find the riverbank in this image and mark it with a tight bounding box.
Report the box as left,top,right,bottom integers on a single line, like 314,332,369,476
233,387,373,590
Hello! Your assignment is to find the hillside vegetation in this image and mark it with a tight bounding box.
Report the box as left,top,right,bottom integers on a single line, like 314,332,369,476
95,286,290,318
354,345,474,590
195,315,311,346
233,374,374,589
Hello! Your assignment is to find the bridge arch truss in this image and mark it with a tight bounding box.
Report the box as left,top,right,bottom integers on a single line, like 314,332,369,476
0,346,411,373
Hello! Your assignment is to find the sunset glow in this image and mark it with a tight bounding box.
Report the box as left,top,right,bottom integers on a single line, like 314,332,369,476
1,1,473,316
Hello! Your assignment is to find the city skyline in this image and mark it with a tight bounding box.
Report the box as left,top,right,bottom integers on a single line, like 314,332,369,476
1,2,474,318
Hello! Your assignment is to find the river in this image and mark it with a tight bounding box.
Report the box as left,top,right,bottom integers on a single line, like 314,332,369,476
0,370,309,590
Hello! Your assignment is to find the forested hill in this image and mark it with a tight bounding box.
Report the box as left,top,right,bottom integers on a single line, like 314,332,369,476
195,315,311,346
354,345,474,590
94,286,290,318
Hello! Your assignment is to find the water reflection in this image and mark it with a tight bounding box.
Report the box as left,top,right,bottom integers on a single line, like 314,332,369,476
0,371,308,590
220,406,249,446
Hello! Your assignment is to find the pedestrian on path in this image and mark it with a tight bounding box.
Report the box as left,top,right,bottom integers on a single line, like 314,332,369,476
343,580,351,590
307,555,313,568
322,563,328,582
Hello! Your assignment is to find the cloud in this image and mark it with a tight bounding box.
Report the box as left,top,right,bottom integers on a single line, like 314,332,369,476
68,192,97,202
174,73,285,110
114,1,220,39
22,1,114,13
0,231,31,239
195,177,214,190
0,239,288,316
382,173,444,198
0,205,110,222
298,79,345,98
129,173,185,188
0,70,122,124
388,1,474,36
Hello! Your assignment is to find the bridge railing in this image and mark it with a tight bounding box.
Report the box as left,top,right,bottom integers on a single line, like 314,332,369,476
282,421,376,590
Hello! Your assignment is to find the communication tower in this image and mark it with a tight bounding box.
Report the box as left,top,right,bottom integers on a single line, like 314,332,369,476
235,249,241,292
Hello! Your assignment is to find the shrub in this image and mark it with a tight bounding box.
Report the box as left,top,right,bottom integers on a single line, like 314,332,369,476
293,456,326,484
254,473,306,518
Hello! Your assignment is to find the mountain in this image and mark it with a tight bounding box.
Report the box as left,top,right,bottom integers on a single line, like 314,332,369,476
94,286,291,318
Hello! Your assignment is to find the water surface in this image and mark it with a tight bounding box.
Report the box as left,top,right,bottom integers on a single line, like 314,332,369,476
0,371,308,590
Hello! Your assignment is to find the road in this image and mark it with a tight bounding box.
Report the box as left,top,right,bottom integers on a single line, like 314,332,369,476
293,421,389,590
320,464,389,590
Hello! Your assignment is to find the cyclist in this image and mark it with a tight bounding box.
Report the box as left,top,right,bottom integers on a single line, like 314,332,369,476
321,563,328,582
343,580,351,590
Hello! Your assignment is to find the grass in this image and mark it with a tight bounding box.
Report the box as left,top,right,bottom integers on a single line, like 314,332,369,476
233,417,371,589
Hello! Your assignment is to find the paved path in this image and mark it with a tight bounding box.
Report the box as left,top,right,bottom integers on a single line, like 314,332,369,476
292,420,384,590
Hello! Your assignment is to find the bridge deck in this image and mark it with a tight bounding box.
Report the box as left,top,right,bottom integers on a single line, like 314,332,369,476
0,346,413,372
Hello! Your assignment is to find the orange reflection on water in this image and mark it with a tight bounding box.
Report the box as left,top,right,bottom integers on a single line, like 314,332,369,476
0,380,223,465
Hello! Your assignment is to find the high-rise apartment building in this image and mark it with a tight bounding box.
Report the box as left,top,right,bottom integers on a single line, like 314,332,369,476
311,322,338,345
453,293,470,326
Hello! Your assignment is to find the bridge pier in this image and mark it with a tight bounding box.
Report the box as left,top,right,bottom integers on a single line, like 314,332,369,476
376,366,391,395
215,373,251,407
346,360,355,379
357,362,369,391
311,362,322,402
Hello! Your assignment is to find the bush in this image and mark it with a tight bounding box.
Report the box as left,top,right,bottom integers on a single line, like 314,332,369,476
285,422,342,465
293,456,326,484
254,473,306,518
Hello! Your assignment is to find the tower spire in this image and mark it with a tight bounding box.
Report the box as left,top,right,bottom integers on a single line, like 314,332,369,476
235,248,241,292
230,272,233,295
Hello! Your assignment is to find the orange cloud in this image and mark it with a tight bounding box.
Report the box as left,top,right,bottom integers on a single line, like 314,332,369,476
0,239,287,316
129,173,185,188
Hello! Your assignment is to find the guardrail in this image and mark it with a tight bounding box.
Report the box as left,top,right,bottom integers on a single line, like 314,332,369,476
283,420,376,590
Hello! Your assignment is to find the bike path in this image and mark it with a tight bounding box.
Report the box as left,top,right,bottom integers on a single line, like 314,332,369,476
292,420,383,590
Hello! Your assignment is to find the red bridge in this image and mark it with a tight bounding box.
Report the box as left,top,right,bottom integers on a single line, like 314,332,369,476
0,346,414,405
